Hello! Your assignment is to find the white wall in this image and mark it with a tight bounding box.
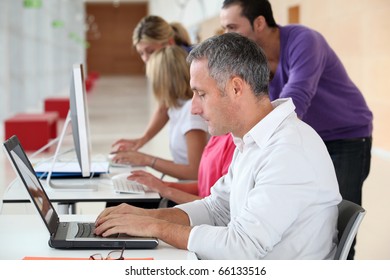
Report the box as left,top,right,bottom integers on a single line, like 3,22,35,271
149,0,223,25
149,0,224,42
0,0,86,137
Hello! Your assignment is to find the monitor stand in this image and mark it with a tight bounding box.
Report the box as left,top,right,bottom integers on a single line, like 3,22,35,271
45,111,96,192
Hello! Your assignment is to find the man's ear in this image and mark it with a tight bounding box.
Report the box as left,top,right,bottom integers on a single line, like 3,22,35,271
253,15,266,32
231,76,244,97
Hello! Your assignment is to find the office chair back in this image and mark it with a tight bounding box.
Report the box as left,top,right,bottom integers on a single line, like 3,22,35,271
334,199,366,260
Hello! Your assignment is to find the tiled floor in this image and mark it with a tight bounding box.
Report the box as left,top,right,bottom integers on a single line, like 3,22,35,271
1,76,389,259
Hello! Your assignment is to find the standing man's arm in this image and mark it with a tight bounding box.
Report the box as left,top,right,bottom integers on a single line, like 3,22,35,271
276,30,326,118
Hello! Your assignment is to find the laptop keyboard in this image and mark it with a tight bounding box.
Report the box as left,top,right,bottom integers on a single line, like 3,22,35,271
112,177,146,194
76,223,125,238
76,223,96,238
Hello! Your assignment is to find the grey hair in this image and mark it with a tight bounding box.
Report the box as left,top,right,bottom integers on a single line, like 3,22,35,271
187,32,269,96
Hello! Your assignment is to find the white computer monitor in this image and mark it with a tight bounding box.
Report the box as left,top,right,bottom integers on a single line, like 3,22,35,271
44,63,96,191
69,63,92,177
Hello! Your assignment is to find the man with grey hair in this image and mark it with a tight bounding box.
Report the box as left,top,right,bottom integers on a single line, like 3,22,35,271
94,33,342,260
221,0,373,260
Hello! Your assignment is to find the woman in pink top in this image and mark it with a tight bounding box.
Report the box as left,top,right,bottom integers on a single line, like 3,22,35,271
128,134,235,205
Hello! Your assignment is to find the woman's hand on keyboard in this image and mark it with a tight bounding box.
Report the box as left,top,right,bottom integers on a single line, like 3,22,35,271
128,170,166,194
110,150,150,166
111,137,146,152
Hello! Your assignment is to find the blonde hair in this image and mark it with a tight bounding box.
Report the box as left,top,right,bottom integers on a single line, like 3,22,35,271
132,16,191,47
170,22,191,47
132,15,174,46
146,45,193,108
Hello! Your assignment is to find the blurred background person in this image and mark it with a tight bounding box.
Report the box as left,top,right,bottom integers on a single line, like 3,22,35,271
111,45,209,180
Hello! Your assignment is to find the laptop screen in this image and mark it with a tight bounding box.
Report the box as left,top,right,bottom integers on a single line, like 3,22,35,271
4,135,160,249
4,136,59,234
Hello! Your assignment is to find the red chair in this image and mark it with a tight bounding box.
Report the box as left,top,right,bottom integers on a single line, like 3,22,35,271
44,97,70,119
4,112,59,151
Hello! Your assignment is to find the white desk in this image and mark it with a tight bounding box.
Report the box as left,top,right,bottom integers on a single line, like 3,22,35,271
2,159,161,208
2,177,160,204
0,214,197,260
2,175,161,214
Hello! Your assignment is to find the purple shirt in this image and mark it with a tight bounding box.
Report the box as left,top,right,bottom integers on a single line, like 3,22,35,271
269,25,373,141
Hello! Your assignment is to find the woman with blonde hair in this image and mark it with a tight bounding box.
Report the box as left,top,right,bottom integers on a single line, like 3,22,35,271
111,15,203,180
110,16,235,207
132,15,191,63
111,45,208,180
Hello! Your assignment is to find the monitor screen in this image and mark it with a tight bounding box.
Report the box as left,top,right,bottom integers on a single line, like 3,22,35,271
69,64,91,177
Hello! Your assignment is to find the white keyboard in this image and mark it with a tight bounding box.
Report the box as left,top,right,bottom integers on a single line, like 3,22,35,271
112,176,146,194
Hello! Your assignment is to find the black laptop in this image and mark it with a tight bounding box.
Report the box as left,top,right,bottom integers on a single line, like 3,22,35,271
3,135,159,249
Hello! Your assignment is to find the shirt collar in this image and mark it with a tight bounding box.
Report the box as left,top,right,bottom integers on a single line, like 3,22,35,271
233,98,296,152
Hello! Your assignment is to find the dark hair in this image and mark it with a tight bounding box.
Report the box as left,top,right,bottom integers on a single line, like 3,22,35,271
187,33,269,97
222,0,277,28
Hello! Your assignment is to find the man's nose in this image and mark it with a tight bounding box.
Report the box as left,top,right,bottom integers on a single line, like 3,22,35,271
191,95,201,115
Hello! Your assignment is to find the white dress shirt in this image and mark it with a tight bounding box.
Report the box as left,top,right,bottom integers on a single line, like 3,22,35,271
176,98,342,259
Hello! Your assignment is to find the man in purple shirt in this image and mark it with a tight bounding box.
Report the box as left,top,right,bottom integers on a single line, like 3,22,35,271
220,0,373,259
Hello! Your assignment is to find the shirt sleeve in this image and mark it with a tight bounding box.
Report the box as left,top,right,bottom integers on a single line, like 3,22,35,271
175,173,232,226
279,29,328,118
